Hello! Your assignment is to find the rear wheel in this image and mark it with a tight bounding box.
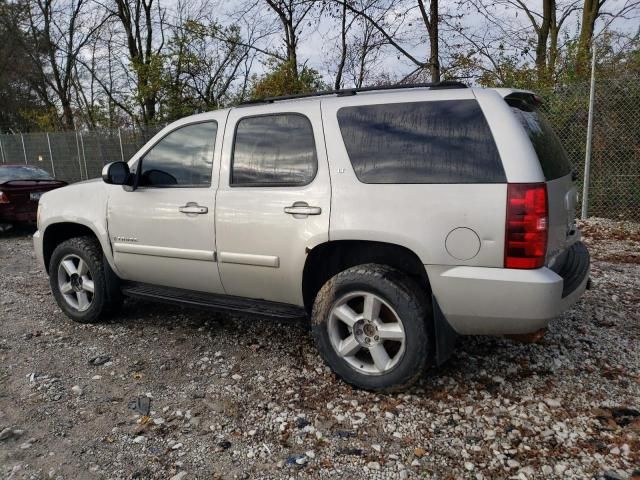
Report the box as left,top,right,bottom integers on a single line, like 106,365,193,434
311,264,432,392
49,236,121,323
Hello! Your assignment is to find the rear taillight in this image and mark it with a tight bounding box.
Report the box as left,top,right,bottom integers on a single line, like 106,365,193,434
505,183,548,269
0,191,8,204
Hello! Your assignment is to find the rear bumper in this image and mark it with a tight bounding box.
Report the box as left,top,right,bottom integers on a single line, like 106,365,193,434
426,242,590,335
0,206,37,223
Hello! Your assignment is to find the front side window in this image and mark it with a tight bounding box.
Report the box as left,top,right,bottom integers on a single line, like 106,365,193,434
231,114,317,186
337,100,506,184
139,122,217,187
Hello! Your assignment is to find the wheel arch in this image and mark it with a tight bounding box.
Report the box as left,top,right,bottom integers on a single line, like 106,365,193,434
42,222,111,273
302,240,431,315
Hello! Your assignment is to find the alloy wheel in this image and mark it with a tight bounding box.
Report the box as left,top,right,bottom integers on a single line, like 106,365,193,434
327,291,406,375
57,254,94,312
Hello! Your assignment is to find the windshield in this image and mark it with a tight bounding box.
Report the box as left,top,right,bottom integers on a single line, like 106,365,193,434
0,166,54,183
510,106,572,180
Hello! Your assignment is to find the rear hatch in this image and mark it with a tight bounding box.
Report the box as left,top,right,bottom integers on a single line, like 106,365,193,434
505,92,579,267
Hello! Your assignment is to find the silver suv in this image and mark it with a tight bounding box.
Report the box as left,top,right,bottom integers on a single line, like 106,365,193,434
33,82,590,391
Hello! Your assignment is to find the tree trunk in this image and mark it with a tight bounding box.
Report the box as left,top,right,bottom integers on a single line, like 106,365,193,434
335,1,347,90
576,0,601,74
548,21,559,82
428,0,440,82
61,100,75,130
535,0,553,84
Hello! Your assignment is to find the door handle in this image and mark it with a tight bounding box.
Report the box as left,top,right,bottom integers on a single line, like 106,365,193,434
179,202,208,214
284,202,322,216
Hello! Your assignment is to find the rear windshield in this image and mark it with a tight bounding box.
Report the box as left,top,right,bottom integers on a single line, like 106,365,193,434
510,107,572,180
0,166,53,183
337,100,506,184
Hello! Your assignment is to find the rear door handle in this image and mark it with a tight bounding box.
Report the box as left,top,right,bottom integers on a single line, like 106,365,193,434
284,202,322,216
179,202,208,214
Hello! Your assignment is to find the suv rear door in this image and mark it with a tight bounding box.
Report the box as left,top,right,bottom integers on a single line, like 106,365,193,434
215,101,330,305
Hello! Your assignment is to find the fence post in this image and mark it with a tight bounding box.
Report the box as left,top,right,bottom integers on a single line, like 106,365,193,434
20,134,27,164
581,45,597,219
0,136,5,163
46,133,56,177
118,128,125,162
79,132,89,180
75,131,84,181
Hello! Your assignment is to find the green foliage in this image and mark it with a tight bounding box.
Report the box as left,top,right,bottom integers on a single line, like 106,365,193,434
250,60,325,100
0,0,51,132
131,53,165,124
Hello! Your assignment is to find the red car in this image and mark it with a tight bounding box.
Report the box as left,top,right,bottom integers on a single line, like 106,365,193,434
0,165,67,228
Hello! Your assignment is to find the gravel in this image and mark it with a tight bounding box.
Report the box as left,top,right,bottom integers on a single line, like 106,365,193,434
1,221,639,479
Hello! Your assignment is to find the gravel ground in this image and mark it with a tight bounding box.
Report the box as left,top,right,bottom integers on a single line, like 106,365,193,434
1,219,639,480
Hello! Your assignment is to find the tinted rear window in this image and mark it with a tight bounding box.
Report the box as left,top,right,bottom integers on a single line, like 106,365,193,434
336,100,505,184
0,166,53,183
231,114,317,186
510,107,572,180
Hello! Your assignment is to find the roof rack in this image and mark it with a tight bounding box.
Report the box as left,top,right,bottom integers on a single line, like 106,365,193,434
239,80,467,106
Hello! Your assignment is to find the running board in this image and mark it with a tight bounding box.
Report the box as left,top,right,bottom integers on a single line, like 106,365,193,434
120,282,307,320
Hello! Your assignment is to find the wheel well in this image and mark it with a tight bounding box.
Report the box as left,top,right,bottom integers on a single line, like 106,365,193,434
42,223,98,273
302,240,430,314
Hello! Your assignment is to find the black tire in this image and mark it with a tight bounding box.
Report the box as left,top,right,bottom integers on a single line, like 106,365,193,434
49,236,122,323
311,263,433,392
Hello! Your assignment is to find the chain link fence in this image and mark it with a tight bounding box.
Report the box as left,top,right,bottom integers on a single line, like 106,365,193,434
0,76,638,220
0,127,162,184
538,75,639,221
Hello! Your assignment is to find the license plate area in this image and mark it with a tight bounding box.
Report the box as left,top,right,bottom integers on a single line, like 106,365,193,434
30,192,43,201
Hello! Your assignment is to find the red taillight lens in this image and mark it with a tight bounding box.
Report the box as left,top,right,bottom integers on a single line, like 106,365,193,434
505,183,548,269
0,191,8,204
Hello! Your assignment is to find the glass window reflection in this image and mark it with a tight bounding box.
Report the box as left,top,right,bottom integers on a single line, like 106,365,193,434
337,100,506,184
140,122,217,187
231,114,317,186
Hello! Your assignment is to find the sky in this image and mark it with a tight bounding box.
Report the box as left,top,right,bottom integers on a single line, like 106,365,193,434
199,0,640,80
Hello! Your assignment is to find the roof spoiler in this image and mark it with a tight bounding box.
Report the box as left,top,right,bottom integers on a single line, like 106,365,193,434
504,91,544,112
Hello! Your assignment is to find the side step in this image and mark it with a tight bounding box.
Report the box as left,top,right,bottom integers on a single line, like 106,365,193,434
121,282,307,320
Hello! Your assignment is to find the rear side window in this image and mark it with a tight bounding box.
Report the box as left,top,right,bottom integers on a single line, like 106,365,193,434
336,100,505,184
231,114,317,186
510,107,572,180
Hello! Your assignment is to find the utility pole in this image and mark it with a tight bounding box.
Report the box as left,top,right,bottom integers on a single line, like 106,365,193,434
581,42,597,219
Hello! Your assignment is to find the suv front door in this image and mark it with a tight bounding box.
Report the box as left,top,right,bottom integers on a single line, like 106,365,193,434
215,103,331,305
107,118,225,293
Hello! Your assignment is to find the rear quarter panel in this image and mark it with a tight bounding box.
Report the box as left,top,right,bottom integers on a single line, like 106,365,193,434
321,89,507,267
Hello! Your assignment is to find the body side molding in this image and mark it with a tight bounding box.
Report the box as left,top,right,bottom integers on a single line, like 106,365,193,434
218,251,280,268
113,243,215,261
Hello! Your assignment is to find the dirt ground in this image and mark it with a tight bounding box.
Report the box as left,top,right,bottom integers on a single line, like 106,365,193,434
1,219,639,480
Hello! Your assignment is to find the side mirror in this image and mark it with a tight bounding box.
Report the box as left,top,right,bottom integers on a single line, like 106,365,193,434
102,162,130,185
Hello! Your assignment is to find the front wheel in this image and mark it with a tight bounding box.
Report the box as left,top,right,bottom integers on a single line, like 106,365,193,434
311,264,433,392
49,236,120,323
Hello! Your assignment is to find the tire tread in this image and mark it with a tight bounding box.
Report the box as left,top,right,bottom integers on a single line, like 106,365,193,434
311,263,432,392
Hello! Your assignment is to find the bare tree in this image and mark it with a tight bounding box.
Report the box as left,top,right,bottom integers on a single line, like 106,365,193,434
109,0,167,125
20,0,108,129
331,0,444,82
164,0,256,112
326,0,387,88
462,0,580,83
334,1,349,89
261,0,318,77
576,0,640,70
